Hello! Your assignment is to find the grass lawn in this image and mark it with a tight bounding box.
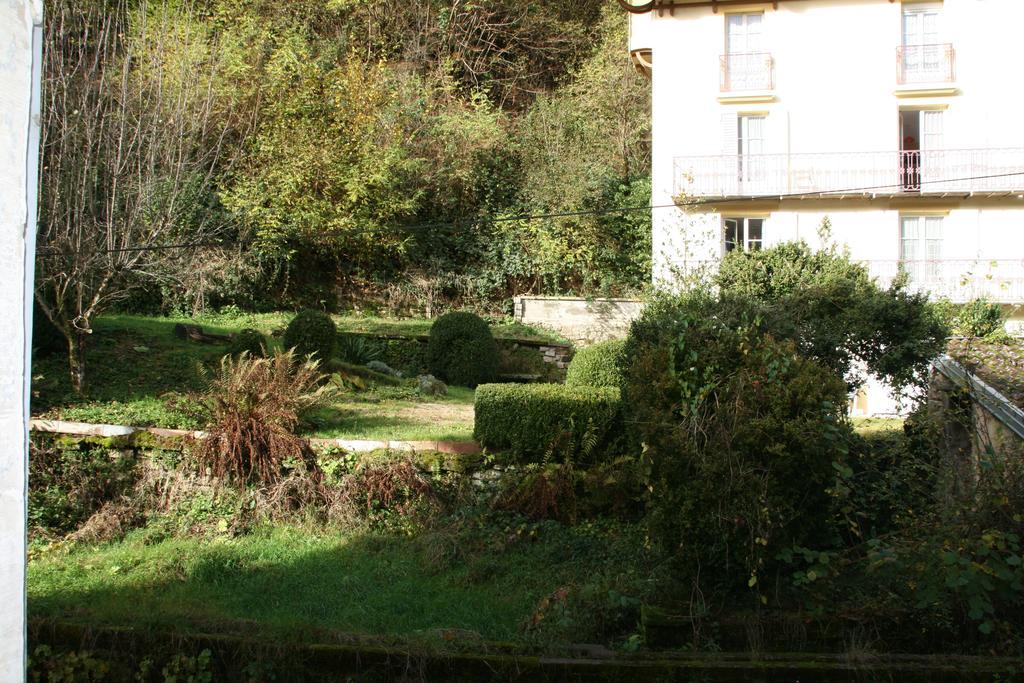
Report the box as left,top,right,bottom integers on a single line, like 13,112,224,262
307,385,476,442
32,313,478,440
28,521,650,647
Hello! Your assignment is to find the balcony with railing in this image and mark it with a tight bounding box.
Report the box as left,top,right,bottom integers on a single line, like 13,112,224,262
674,148,1024,198
867,259,1024,304
720,52,774,93
897,43,955,85
674,259,1024,304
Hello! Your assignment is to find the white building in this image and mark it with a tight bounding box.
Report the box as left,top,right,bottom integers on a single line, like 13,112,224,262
625,0,1024,414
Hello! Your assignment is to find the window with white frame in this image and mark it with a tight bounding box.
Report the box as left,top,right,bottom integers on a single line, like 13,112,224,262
737,115,766,188
900,215,943,282
725,12,768,90
724,217,764,253
901,3,945,82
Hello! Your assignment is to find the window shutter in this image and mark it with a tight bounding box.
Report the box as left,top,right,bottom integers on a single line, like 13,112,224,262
722,112,739,154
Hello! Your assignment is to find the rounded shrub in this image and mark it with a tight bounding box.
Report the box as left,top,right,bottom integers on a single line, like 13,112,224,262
565,339,625,389
228,329,267,358
282,310,336,362
426,311,499,387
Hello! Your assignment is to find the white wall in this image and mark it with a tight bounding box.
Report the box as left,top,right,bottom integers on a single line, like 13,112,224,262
641,0,1024,298
0,0,42,678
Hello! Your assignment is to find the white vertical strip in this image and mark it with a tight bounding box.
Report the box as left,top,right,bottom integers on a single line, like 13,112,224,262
0,0,42,679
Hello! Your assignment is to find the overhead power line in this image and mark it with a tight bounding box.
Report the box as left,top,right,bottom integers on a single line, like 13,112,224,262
35,170,1024,256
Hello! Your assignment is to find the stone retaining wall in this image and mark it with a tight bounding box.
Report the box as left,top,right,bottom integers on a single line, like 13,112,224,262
514,296,643,345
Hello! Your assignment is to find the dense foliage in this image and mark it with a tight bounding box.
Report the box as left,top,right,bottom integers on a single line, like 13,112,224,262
474,383,621,464
713,241,949,390
564,339,625,389
622,291,852,596
937,297,1007,339
282,311,337,362
46,0,650,317
426,312,499,387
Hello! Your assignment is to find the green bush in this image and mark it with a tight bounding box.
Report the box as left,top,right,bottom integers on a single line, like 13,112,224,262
336,333,382,366
427,312,499,387
622,290,853,596
948,298,1006,338
565,339,625,389
228,328,267,358
714,240,948,390
281,310,336,362
474,383,622,464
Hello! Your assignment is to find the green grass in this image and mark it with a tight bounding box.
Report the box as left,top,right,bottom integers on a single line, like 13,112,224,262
28,520,650,646
307,385,476,442
33,313,478,440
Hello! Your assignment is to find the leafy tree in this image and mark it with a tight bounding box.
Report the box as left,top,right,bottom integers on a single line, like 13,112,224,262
713,240,949,391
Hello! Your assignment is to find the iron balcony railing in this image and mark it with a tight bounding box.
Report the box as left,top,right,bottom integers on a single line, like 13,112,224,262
866,260,1024,304
720,52,775,92
674,148,1024,198
670,260,1024,304
897,43,955,84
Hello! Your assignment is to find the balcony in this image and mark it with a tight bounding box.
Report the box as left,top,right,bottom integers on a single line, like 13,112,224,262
720,52,774,93
674,148,1024,199
897,43,955,85
867,260,1024,304
674,260,1024,304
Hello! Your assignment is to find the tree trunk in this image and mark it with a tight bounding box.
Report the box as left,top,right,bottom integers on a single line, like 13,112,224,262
67,330,87,395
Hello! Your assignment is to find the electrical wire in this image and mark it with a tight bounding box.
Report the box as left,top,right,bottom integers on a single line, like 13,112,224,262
35,169,1024,257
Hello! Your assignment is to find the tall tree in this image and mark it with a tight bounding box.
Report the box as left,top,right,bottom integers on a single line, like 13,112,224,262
36,0,244,393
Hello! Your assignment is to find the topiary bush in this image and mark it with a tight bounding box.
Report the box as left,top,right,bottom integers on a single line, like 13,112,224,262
282,310,337,362
474,383,622,464
427,311,499,387
565,339,625,389
228,329,267,358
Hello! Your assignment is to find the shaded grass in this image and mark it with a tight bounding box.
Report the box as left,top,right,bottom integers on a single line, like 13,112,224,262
28,520,649,646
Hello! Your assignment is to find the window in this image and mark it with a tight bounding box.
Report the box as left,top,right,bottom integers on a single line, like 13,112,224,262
724,217,764,253
900,215,943,282
726,12,762,55
724,13,768,91
901,4,945,82
737,115,766,189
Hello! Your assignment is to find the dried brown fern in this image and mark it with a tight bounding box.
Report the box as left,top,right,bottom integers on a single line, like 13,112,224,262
198,349,337,487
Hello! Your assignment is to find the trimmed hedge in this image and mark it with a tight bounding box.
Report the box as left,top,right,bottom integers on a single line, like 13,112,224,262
474,383,622,463
427,312,499,387
282,310,336,362
565,339,625,389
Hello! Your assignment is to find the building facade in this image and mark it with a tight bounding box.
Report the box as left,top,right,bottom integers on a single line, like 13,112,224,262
626,0,1024,413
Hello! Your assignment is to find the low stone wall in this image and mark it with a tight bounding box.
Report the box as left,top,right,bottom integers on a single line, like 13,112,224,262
513,296,643,345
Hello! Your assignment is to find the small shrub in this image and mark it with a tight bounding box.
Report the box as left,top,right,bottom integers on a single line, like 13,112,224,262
282,310,337,362
565,339,625,389
949,298,1006,338
336,333,382,365
28,441,140,536
427,311,499,387
495,463,576,523
198,349,336,486
474,383,621,464
228,328,267,357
